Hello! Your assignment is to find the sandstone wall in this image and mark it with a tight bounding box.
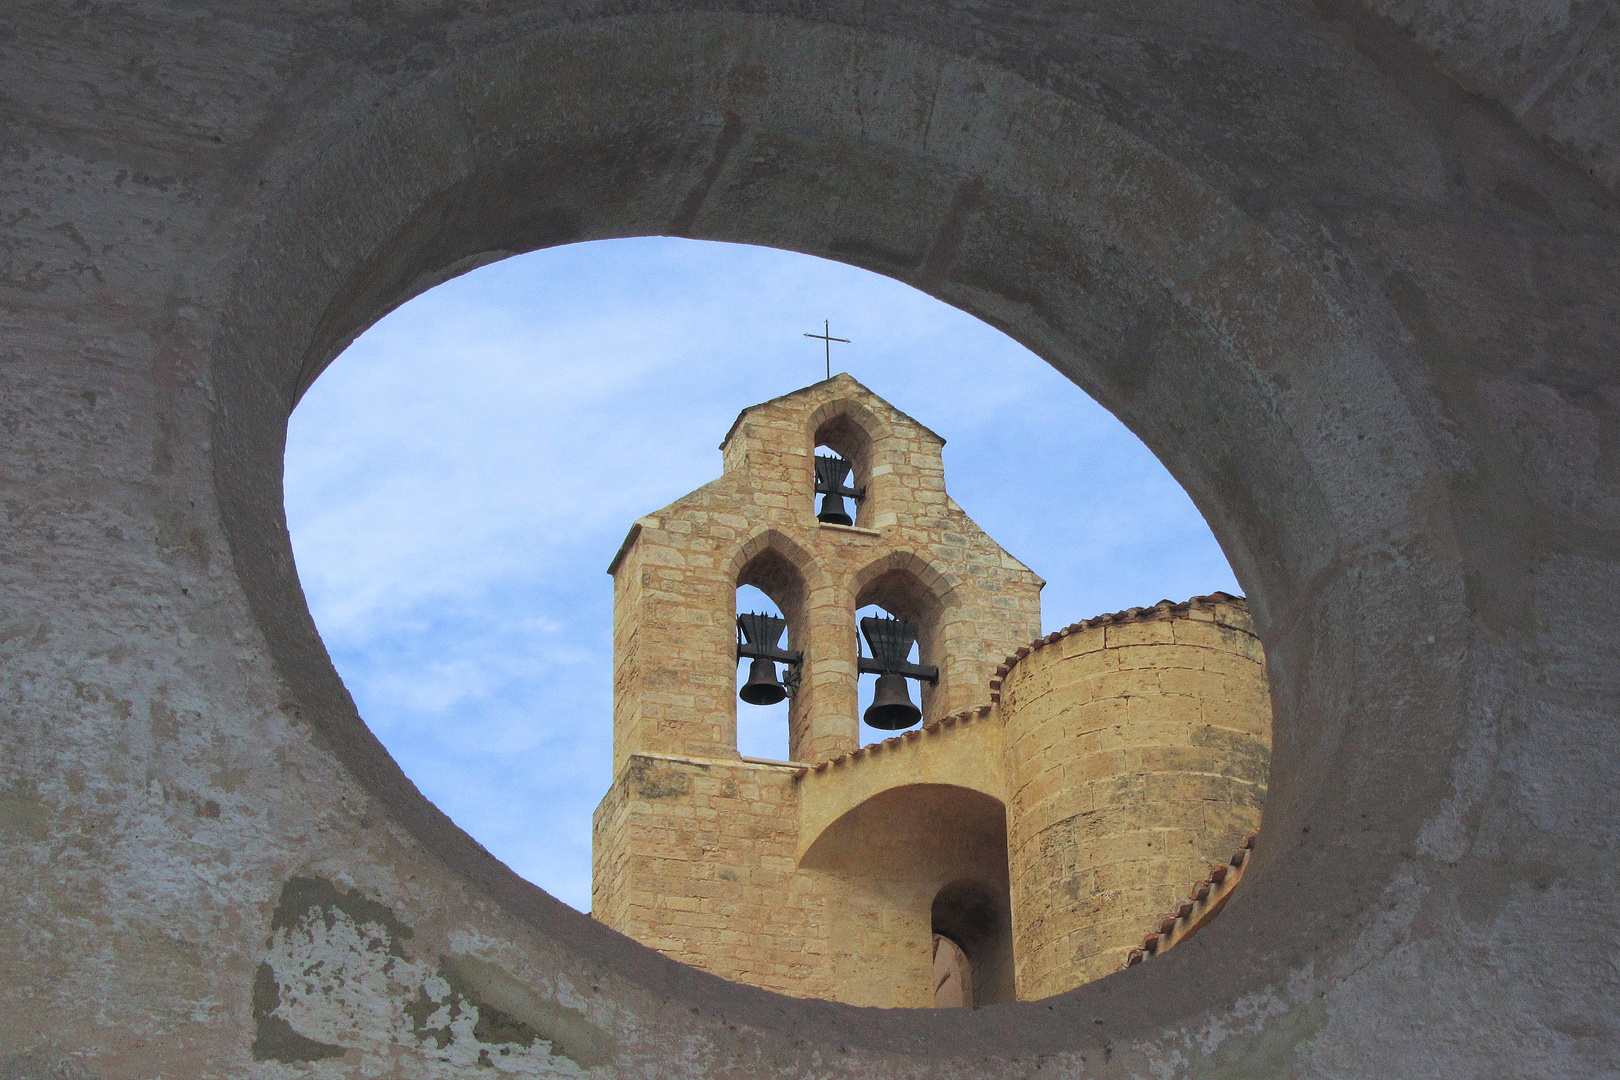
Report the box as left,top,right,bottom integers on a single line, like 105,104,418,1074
795,705,1005,860
599,599,1272,1008
592,755,815,990
593,751,1009,1007
999,596,1270,998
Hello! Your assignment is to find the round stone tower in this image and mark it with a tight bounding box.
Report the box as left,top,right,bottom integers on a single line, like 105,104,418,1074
997,594,1269,997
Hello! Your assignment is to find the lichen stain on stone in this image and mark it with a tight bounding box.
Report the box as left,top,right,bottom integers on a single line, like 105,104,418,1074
1139,987,1323,1080
269,874,413,957
442,953,617,1068
0,1050,103,1079
250,961,347,1063
405,983,460,1049
256,876,608,1074
0,793,48,839
628,759,692,800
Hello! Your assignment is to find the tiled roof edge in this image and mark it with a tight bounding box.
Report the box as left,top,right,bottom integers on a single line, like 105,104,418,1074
804,594,1250,775
806,703,996,774
993,592,1250,688
1123,830,1258,969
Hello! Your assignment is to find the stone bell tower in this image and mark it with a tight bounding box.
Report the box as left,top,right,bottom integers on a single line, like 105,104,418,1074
592,375,1043,1002
601,374,1043,772
591,375,1270,1007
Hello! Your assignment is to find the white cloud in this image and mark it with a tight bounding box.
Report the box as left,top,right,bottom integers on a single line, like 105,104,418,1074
284,237,1240,912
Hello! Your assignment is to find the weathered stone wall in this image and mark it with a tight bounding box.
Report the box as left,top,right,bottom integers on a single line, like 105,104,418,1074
794,706,1006,860
597,379,1050,1008
999,596,1269,997
592,755,812,990
593,750,1010,1007
599,596,1270,1008
7,1,1619,1075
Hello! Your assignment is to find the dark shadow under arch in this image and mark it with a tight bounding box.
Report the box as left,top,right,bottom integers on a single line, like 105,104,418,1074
932,879,1015,1007
800,785,1013,1001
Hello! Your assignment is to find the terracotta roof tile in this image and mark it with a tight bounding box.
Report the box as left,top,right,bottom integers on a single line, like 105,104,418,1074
1124,832,1258,970
993,593,1250,686
807,698,1002,772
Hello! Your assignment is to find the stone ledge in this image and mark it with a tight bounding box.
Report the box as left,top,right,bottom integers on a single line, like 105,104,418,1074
815,522,883,537
626,751,813,774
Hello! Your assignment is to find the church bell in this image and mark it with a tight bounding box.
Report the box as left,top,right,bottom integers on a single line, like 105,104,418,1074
864,672,920,730
817,492,853,527
736,611,801,707
857,614,940,730
739,656,788,706
814,454,862,526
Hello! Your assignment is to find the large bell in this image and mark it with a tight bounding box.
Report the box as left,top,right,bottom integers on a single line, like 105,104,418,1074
816,492,853,526
864,672,922,729
739,656,788,706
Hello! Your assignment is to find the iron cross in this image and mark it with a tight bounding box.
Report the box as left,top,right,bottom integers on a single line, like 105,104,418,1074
803,320,851,380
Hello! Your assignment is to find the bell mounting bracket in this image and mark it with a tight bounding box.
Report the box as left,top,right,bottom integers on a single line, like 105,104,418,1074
856,614,939,684
736,612,803,695
814,455,866,502
736,637,802,666
857,656,938,684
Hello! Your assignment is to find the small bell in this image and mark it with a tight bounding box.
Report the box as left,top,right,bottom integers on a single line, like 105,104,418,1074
737,611,799,707
864,672,921,729
859,614,929,730
739,656,788,706
814,454,857,526
817,492,853,527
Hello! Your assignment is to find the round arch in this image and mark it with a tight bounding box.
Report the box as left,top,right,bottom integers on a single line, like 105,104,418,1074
201,7,1484,1074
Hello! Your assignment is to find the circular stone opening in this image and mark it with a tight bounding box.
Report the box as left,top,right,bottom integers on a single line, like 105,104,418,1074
283,238,1257,998
209,12,1461,1063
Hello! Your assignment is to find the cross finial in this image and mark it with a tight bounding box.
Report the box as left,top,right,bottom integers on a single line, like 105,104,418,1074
803,320,850,380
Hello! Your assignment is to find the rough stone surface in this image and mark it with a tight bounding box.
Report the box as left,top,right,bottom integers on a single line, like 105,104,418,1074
1001,599,1269,997
605,375,1043,770
594,379,1048,1007
3,1,1619,1077
593,387,1268,1009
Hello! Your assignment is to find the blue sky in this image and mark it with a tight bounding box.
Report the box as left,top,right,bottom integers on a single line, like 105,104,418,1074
283,237,1240,912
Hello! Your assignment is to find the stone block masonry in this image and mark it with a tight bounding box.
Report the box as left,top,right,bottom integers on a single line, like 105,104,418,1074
593,378,1271,1006
606,374,1044,771
999,596,1268,998
7,2,1609,1070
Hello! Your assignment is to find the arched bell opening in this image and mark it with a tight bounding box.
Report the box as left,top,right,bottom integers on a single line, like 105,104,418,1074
810,405,878,529
853,600,929,732
733,584,792,761
854,566,948,732
735,546,811,762
931,879,1015,1008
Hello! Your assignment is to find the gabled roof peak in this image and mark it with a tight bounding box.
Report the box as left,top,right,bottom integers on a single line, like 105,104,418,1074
719,373,946,451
